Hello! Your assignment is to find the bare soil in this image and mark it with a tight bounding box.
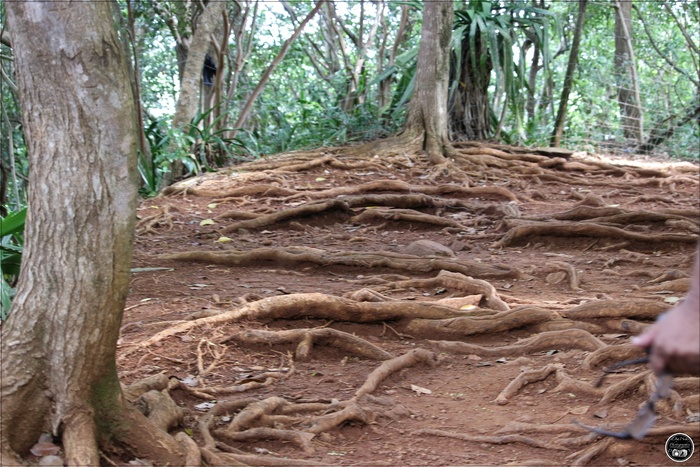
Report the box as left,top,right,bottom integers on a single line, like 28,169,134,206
117,142,700,466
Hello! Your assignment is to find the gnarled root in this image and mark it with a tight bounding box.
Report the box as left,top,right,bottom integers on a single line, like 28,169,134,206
407,306,558,338
224,327,392,361
413,428,566,450
494,364,563,405
431,329,606,357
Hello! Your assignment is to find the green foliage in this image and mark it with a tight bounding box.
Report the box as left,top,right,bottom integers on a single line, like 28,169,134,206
139,108,257,195
451,0,560,141
0,207,26,320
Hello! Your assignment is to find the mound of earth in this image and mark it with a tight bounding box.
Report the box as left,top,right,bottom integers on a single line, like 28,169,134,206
116,142,699,466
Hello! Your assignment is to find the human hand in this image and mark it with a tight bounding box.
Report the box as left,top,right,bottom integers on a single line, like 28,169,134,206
632,303,700,376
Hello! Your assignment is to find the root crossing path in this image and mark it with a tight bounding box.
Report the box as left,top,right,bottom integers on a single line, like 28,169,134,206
117,143,699,466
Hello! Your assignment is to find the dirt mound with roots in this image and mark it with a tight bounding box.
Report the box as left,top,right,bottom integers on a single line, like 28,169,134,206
112,142,698,466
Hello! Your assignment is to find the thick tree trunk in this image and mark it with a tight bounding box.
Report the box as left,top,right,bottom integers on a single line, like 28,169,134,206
163,1,225,186
614,0,643,142
449,34,493,141
402,0,454,163
1,3,183,464
551,0,588,147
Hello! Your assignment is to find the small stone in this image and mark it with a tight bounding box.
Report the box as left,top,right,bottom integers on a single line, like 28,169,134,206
403,240,455,257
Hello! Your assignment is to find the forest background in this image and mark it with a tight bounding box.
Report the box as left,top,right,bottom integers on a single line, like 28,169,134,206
0,0,698,312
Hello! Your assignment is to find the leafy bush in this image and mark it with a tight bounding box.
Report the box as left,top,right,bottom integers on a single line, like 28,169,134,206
0,207,26,320
139,109,258,196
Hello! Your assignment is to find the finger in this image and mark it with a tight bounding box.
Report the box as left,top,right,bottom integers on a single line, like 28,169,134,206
649,350,667,376
665,354,700,377
631,326,657,349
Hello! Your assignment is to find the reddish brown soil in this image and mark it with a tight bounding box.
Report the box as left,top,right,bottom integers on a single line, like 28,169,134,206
117,144,699,466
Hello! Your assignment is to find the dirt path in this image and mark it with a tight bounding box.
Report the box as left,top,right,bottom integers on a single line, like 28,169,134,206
116,143,699,466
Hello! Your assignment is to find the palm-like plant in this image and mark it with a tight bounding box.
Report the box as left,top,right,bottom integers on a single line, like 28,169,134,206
0,207,26,320
449,0,558,142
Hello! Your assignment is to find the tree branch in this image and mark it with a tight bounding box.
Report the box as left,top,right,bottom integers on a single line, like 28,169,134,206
632,4,699,87
233,1,324,131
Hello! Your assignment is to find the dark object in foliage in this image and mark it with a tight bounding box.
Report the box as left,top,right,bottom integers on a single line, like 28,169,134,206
203,54,217,87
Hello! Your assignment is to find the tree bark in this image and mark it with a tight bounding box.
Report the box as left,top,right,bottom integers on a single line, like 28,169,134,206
449,32,493,141
1,3,183,464
614,0,643,142
172,2,226,132
551,0,588,147
164,1,226,186
402,0,454,163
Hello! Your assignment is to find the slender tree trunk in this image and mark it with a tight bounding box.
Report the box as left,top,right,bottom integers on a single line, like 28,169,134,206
126,0,151,183
551,0,588,147
402,0,454,163
614,0,643,142
526,42,541,122
379,3,409,110
172,2,226,132
233,1,324,133
1,3,183,464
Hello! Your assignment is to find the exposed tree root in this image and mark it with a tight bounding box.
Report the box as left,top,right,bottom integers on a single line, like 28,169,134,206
413,428,565,450
210,187,518,234
495,421,586,435
223,327,392,361
177,356,293,399
216,427,316,454
495,363,563,405
406,306,559,338
352,207,470,230
111,145,700,465
545,261,582,291
374,270,510,311
583,344,647,370
354,348,437,398
431,329,606,357
187,348,435,458
494,220,697,248
529,319,606,334
160,246,519,279
641,278,691,293
269,179,519,202
567,437,613,466
597,371,649,404
136,204,177,234
560,300,668,320
134,389,184,431
533,205,699,226
219,198,352,233
121,293,480,357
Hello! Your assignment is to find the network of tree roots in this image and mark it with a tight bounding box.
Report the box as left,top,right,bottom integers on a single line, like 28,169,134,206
110,141,698,466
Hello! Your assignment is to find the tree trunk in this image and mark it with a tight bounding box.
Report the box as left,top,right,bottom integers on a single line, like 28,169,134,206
402,0,454,164
551,0,588,147
614,0,643,142
1,3,183,464
164,1,226,186
449,32,493,141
